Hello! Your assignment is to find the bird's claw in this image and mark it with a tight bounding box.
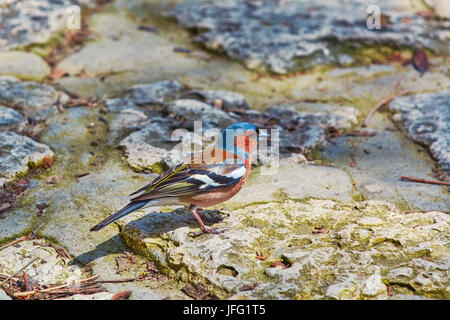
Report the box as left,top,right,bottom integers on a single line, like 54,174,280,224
188,227,228,238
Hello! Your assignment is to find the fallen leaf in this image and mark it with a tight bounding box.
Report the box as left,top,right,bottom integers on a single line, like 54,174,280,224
380,14,390,28
255,251,265,260
115,256,132,273
111,290,132,300
181,283,209,300
416,10,433,18
312,227,327,234
138,24,160,34
36,203,49,217
412,48,429,75
23,272,31,291
50,243,72,259
239,283,258,291
75,172,90,178
17,179,27,185
270,261,287,269
49,68,69,80
64,30,85,47
387,51,409,64
387,285,393,296
123,251,135,262
401,17,411,24
40,156,53,169
213,99,223,109
45,175,61,185
65,97,98,108
173,47,191,53
0,203,11,212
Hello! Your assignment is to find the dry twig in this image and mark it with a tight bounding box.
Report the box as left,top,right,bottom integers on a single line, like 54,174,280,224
12,274,158,299
13,274,100,297
0,223,43,251
363,76,407,127
345,130,377,137
401,176,450,186
0,258,39,287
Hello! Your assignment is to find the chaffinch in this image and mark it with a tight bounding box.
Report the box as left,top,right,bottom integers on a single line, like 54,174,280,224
90,122,267,236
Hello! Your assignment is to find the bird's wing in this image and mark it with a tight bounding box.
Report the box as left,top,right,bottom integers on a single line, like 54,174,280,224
128,163,186,197
129,161,247,202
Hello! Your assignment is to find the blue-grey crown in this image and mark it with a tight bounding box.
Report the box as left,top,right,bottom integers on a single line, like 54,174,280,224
224,122,258,133
216,122,258,157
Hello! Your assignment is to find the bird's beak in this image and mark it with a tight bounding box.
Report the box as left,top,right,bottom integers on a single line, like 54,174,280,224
258,130,269,141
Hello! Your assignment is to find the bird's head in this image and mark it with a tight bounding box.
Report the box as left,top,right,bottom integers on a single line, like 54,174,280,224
216,122,267,160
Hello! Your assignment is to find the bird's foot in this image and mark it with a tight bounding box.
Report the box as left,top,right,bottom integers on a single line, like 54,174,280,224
188,227,228,238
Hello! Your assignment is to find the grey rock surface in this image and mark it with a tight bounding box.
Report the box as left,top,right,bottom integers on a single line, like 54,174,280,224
121,200,450,299
128,80,184,105
321,113,450,212
263,103,359,153
0,240,83,285
225,158,355,209
187,90,250,112
171,0,450,73
1,0,449,301
58,292,114,300
0,289,11,300
1,107,190,300
119,125,176,172
270,103,360,131
277,124,326,154
118,117,205,170
0,105,26,131
0,77,69,120
0,0,93,51
108,108,148,139
168,99,235,130
389,91,450,173
104,97,140,114
0,131,54,186
0,51,50,81
105,81,186,141
0,206,33,245
114,81,362,171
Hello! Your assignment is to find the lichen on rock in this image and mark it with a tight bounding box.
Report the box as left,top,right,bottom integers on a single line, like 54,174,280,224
0,105,26,131
0,51,50,81
112,80,361,173
389,90,450,173
0,131,54,186
171,0,450,73
0,240,83,286
0,0,95,51
120,199,450,299
0,77,69,120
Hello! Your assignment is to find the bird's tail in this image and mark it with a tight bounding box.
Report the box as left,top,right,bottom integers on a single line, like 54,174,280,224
89,201,147,232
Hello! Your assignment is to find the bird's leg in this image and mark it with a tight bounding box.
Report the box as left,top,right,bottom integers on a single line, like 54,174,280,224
196,208,219,223
188,204,227,237
196,207,210,221
197,207,227,224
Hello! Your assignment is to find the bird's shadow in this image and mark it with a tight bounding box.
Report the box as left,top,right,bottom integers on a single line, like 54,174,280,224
71,209,224,266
